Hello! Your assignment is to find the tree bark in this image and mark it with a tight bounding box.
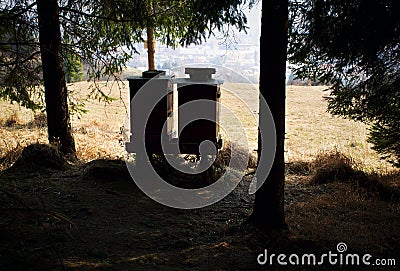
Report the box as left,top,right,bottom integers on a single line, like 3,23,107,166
250,0,288,231
37,0,76,157
147,26,156,71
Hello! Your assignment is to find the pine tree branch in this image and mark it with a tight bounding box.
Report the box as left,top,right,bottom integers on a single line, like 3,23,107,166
0,51,41,67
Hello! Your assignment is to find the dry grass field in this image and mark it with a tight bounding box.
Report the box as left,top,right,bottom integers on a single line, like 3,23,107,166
0,81,394,173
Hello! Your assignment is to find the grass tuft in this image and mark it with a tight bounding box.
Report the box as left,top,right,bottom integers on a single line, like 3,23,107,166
215,140,258,170
2,111,20,127
307,150,400,201
27,112,47,128
310,150,355,184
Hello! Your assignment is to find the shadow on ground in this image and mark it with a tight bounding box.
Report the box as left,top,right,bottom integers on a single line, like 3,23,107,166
0,144,399,270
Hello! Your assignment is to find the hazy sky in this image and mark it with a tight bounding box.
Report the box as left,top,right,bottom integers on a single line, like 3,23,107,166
245,2,261,42
217,3,261,46
183,2,261,48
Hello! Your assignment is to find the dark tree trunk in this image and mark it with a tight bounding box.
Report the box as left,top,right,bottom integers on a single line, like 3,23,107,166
147,26,156,71
37,0,76,157
250,0,288,231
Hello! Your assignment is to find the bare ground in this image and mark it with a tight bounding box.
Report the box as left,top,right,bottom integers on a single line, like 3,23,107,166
0,145,399,271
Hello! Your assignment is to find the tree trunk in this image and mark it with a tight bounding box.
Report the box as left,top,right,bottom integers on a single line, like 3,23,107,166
250,0,288,231
147,26,156,71
37,0,76,157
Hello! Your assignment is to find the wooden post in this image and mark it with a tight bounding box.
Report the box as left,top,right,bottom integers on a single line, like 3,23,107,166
147,26,156,71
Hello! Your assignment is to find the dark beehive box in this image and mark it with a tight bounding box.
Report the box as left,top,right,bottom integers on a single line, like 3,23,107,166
126,71,174,154
174,68,222,154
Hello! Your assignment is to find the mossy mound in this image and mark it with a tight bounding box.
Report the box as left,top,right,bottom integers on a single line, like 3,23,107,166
83,159,131,181
10,143,69,171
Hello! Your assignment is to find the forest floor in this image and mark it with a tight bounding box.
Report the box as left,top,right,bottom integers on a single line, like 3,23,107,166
0,84,399,270
0,147,399,270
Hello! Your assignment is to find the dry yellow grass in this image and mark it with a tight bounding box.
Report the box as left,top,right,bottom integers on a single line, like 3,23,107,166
285,86,394,173
0,81,396,174
223,83,395,174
